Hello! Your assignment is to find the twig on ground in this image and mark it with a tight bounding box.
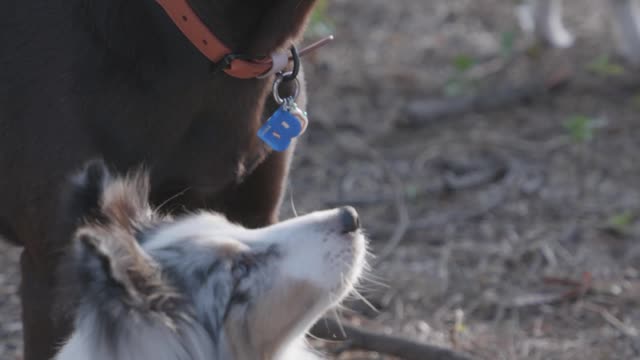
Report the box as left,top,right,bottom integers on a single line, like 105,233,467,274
443,167,505,192
409,187,507,231
326,159,506,207
331,142,516,210
506,272,640,311
310,318,475,360
400,66,572,128
544,274,640,303
582,302,639,339
543,272,592,302
505,292,573,308
504,272,594,308
354,186,507,240
465,51,520,81
543,272,592,290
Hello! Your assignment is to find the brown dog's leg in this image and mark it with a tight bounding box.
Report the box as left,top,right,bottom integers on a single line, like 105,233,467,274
222,148,294,229
220,72,303,229
20,251,71,360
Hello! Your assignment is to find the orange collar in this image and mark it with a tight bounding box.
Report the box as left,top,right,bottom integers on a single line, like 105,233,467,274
155,0,279,79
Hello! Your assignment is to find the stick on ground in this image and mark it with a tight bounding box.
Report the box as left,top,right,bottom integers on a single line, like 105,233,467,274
311,318,475,360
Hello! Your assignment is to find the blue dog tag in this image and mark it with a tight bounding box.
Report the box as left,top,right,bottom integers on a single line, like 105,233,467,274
258,103,308,152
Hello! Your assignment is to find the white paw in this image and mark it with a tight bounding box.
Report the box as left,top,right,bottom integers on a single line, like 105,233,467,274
519,0,575,48
544,26,575,48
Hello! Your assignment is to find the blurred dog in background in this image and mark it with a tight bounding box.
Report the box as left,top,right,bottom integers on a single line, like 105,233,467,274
519,0,640,64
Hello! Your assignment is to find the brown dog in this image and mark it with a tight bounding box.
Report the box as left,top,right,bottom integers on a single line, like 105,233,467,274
0,1,318,359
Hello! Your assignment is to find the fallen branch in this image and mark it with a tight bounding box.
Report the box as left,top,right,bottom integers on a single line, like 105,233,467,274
399,67,572,128
544,274,640,303
503,272,593,308
408,187,506,231
310,318,474,360
582,302,639,339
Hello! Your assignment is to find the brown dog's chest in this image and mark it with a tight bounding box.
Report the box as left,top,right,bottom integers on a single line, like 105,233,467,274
0,0,309,245
89,78,273,201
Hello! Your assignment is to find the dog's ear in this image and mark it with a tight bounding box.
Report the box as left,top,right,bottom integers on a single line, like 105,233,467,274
67,226,180,316
99,168,151,230
65,159,151,229
65,159,112,225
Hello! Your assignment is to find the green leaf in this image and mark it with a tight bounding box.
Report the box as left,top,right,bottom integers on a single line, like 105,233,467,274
307,0,334,37
631,93,640,109
453,55,475,73
587,54,625,76
444,78,469,97
608,211,634,232
564,115,596,143
500,31,516,58
310,0,329,24
454,322,467,333
405,184,419,199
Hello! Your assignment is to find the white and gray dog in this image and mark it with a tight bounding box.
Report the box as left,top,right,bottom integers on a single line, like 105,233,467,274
53,160,367,360
520,0,640,63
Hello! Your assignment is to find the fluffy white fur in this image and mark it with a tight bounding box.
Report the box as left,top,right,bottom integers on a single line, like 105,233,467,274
53,164,367,360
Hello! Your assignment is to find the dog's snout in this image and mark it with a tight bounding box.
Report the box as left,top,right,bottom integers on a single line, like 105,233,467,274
339,206,360,233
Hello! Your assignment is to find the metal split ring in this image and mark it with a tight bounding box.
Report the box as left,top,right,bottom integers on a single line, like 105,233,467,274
282,46,300,82
272,73,300,105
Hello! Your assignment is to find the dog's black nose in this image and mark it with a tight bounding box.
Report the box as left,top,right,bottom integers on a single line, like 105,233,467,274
339,206,360,233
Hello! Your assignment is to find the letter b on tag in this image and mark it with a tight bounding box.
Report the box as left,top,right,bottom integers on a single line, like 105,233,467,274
258,106,304,152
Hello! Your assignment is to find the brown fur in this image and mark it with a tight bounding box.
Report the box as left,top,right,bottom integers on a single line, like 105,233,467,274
75,226,177,313
58,163,186,333
0,1,318,359
100,171,152,230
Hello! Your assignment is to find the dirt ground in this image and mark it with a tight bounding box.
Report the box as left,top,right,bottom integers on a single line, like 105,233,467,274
2,0,640,359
